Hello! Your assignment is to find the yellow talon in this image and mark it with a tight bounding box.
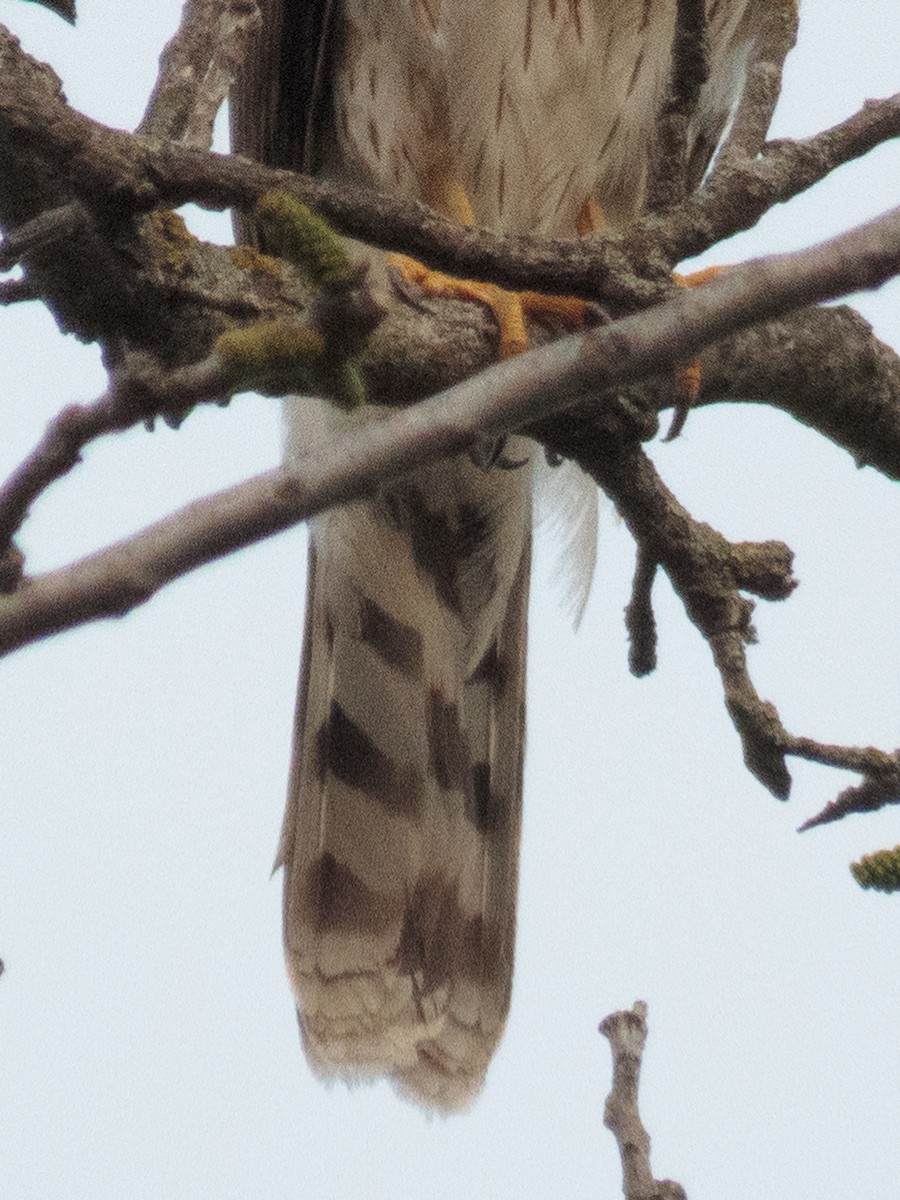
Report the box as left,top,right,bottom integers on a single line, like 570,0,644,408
674,265,726,291
665,265,728,438
673,265,728,401
389,252,529,358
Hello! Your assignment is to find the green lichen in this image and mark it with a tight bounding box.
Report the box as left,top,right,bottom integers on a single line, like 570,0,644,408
143,209,198,278
255,190,355,290
850,845,900,893
215,320,365,410
216,322,326,397
228,242,282,278
220,193,374,408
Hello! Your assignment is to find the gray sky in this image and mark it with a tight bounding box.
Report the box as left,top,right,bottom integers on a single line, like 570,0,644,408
2,2,899,1198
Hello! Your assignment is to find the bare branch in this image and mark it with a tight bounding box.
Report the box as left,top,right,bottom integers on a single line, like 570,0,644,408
2,22,897,344
6,242,898,589
163,92,900,299
20,0,75,21
0,201,87,271
2,206,899,658
791,738,900,777
148,93,900,295
0,276,37,304
0,352,228,549
646,0,709,213
599,1003,686,1200
536,417,797,796
2,11,900,822
699,305,900,482
0,217,382,551
656,93,900,267
798,753,900,831
709,0,799,178
626,550,658,678
139,0,260,147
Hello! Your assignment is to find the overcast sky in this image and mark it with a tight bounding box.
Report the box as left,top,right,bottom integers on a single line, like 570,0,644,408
2,2,899,1198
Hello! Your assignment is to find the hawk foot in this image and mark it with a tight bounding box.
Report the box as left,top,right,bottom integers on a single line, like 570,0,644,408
390,189,604,358
389,253,596,359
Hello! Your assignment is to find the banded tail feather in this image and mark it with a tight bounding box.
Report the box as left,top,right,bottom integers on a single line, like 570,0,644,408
278,447,532,1110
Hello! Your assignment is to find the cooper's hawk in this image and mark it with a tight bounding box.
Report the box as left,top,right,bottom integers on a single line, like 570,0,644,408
232,0,759,1111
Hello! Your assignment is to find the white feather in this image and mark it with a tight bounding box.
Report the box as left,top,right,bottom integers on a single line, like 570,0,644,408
532,450,600,630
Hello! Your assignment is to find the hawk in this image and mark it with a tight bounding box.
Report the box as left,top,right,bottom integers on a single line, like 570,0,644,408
232,0,759,1110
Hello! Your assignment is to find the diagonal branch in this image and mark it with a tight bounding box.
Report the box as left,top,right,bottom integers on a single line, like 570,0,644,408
652,94,900,268
2,204,900,661
0,352,229,551
533,413,797,797
799,765,900,831
698,305,900,482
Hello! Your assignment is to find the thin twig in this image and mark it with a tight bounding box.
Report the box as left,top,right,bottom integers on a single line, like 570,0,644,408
0,244,382,550
648,93,900,268
599,1003,687,1200
565,429,795,796
0,353,226,551
799,767,900,832
21,0,75,21
0,277,38,304
626,549,658,677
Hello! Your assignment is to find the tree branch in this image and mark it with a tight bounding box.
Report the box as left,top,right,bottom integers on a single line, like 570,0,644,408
600,1003,686,1200
626,549,659,678
0,199,87,271
699,305,900,481
654,94,900,268
798,752,900,831
708,0,799,178
0,276,37,304
645,0,709,213
2,206,899,664
138,0,260,147
0,350,230,551
2,10,900,825
153,93,900,296
2,21,898,346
